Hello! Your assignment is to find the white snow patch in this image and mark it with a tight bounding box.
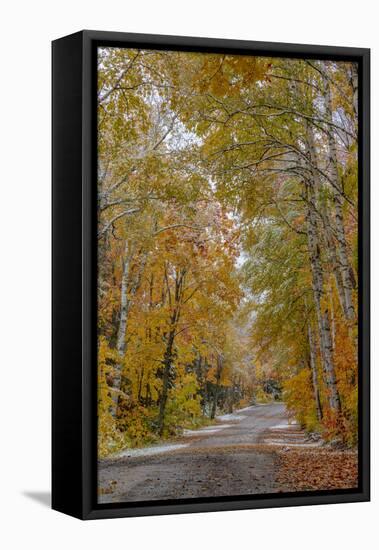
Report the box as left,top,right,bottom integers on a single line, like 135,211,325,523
183,424,232,437
116,443,189,458
271,423,298,430
217,413,247,421
264,439,323,448
234,405,255,413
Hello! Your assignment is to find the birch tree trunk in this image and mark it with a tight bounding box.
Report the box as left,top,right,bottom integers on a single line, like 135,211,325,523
305,182,341,413
350,63,359,119
305,106,353,322
110,243,148,417
323,72,356,323
304,123,342,414
319,197,349,319
329,287,336,349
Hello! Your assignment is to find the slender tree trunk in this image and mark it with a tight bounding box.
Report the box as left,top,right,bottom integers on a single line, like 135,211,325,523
211,355,222,420
305,190,341,413
329,287,336,349
319,198,349,318
323,73,356,323
304,123,341,414
110,243,147,417
307,322,323,422
157,268,186,435
305,114,352,321
158,328,176,435
109,241,132,416
350,63,359,119
227,377,235,414
137,368,144,402
145,383,152,407
322,308,341,411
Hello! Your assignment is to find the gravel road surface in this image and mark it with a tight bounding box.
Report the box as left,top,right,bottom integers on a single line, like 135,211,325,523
98,403,293,503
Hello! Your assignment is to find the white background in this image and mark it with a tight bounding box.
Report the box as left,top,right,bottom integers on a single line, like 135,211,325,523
1,1,376,548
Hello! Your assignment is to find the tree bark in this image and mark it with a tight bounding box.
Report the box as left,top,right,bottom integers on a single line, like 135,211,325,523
304,123,341,414
210,355,223,420
157,327,176,435
318,196,350,319
305,182,341,414
323,72,356,323
307,322,323,422
328,287,336,349
157,268,186,435
350,63,359,119
110,243,147,417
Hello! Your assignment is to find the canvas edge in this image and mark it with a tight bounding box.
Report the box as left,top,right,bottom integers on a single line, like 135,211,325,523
52,30,370,520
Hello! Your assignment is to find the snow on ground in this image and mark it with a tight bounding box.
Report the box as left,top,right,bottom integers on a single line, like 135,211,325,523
264,439,323,448
234,405,256,413
107,405,253,459
263,418,322,447
270,422,297,430
183,424,232,436
270,424,289,429
115,443,189,459
217,413,247,421
217,404,260,420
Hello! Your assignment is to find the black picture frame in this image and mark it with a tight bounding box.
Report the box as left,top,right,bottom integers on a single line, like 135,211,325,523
52,30,370,520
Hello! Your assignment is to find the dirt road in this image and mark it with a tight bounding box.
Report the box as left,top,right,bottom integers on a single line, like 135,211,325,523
98,403,306,503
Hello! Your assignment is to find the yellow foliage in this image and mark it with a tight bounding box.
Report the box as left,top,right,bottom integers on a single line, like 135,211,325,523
283,369,319,432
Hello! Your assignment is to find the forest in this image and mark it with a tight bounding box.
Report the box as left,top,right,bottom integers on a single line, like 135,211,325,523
97,47,358,458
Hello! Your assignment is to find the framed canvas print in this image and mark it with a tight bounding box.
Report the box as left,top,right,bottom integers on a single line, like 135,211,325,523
52,30,370,520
